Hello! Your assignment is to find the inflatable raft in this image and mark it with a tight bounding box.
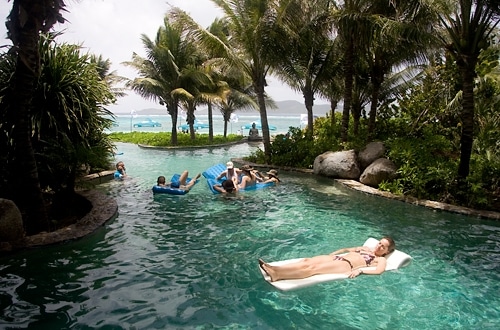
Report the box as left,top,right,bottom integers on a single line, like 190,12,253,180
202,163,274,194
259,237,412,291
152,174,198,195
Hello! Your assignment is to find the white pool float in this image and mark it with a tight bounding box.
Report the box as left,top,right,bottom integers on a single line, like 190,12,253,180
259,237,412,291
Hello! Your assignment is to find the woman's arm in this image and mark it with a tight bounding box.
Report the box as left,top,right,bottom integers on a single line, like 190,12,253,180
329,246,361,256
239,176,249,189
348,257,387,278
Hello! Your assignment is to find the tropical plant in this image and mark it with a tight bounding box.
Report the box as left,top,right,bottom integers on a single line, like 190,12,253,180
124,17,201,145
4,0,66,234
434,0,500,192
273,0,337,134
169,0,293,162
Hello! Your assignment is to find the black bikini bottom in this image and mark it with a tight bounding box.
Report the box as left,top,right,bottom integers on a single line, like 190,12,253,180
333,256,353,269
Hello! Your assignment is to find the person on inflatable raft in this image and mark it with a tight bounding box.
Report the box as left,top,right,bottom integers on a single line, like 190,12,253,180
157,171,201,192
259,237,395,282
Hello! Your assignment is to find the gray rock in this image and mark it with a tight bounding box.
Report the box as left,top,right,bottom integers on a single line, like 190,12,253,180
359,158,397,187
0,199,25,242
313,150,360,179
358,142,386,170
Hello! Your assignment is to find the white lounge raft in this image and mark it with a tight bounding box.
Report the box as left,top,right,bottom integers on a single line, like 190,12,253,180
259,238,412,291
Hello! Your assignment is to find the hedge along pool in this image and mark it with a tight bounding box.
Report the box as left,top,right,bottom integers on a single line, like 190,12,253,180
1,142,499,329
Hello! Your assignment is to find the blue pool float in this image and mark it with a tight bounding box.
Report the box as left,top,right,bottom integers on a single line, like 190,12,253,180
114,171,124,179
202,163,274,194
152,174,198,195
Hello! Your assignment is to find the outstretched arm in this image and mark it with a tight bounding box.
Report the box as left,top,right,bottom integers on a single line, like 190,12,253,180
329,246,363,256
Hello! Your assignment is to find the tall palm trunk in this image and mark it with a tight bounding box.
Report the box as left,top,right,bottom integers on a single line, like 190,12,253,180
168,101,178,145
368,69,382,140
8,0,53,234
208,102,214,143
255,80,271,162
341,39,354,143
457,65,475,185
303,79,314,134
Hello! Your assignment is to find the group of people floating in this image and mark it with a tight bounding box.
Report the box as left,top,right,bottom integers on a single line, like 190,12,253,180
115,160,281,195
213,161,280,194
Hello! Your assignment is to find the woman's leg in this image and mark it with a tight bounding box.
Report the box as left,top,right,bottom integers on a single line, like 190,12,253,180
259,255,352,282
184,173,201,190
179,170,189,185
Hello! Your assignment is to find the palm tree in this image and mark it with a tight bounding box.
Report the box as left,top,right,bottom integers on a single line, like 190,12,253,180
332,0,373,144
435,0,500,188
169,0,292,162
5,0,66,235
364,0,438,139
273,0,337,133
124,17,200,145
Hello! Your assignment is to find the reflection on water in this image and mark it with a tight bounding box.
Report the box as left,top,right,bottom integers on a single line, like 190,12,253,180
1,142,499,329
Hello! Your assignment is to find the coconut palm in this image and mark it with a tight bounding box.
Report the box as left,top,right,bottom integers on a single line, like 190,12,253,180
124,17,200,145
273,0,337,133
4,0,66,234
332,0,376,143
435,0,500,187
363,1,439,139
169,0,292,162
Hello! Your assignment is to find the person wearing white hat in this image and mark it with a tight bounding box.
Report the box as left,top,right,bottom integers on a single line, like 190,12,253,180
215,161,241,182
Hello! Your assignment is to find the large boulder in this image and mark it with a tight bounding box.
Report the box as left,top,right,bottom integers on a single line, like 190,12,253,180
0,199,25,242
358,142,386,170
313,150,360,179
359,158,397,187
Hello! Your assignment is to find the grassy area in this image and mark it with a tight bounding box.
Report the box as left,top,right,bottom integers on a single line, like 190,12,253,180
108,132,245,147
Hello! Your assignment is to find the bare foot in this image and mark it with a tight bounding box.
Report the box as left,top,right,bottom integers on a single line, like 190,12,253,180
194,173,201,181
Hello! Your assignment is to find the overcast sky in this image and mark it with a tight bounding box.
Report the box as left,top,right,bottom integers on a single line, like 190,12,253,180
0,0,319,113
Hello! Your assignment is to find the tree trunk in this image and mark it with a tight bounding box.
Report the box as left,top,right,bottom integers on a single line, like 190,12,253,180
208,102,214,143
341,39,354,144
303,79,315,134
168,101,178,145
457,65,475,184
368,66,382,140
254,80,271,162
8,0,50,234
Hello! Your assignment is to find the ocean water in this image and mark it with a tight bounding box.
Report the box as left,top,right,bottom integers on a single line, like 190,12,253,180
1,142,499,329
107,113,308,136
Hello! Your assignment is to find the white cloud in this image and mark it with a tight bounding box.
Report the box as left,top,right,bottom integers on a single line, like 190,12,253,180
0,0,316,113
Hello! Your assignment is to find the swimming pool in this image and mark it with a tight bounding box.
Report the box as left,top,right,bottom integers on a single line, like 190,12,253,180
1,142,499,329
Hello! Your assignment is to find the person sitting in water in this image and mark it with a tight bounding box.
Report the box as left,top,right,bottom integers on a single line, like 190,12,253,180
259,237,396,282
248,123,259,139
157,171,201,191
238,164,259,189
115,161,127,179
216,161,241,182
213,177,239,194
262,169,281,184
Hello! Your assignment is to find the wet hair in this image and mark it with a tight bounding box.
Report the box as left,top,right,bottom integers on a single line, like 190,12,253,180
222,179,235,192
382,236,396,255
157,176,166,185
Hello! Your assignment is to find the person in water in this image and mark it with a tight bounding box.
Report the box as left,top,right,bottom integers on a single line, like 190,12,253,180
259,237,395,282
115,161,127,179
213,177,239,194
216,161,241,182
262,169,281,184
157,171,201,191
238,164,259,189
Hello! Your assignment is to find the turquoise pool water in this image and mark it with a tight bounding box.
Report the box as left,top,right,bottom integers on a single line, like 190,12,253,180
1,142,499,329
